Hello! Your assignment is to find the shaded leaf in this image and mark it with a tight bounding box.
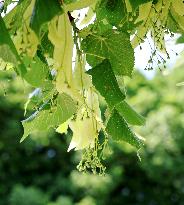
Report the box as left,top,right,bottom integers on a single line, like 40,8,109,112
39,32,54,57
30,0,63,37
116,101,146,126
166,12,181,33
106,109,143,149
87,60,125,108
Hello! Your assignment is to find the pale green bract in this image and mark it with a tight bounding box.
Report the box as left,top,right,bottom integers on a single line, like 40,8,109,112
68,89,102,151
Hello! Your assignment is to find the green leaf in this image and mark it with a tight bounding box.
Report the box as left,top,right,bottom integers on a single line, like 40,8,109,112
2,0,13,13
23,56,50,87
116,101,146,126
24,83,56,115
4,0,31,34
21,93,77,142
172,0,184,16
30,0,63,37
171,6,184,32
65,0,94,11
0,16,26,75
39,32,54,57
0,16,19,63
129,0,151,11
64,0,77,4
166,12,181,33
96,0,126,27
82,30,134,76
87,59,125,108
176,34,184,44
106,109,143,149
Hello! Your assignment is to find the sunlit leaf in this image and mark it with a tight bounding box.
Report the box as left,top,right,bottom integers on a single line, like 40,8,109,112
21,93,77,142
23,56,50,87
82,30,134,76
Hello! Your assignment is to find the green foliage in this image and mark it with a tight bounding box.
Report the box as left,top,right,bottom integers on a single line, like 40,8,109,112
10,185,49,205
1,62,184,204
0,0,184,173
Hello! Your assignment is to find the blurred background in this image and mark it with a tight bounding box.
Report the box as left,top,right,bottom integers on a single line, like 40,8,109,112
1,54,184,205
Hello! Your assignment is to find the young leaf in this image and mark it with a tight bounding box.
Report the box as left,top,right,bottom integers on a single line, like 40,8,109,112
30,0,63,37
82,30,134,77
87,59,125,108
106,109,143,149
21,93,77,142
115,101,146,126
